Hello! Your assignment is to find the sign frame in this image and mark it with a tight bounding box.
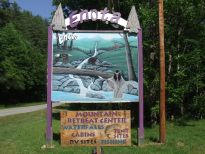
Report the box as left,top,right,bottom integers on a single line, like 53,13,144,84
51,30,139,103
46,4,144,147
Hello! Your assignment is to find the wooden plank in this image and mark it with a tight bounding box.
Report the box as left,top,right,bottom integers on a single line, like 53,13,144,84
53,67,113,79
51,3,66,31
61,110,131,147
159,0,166,144
126,6,141,33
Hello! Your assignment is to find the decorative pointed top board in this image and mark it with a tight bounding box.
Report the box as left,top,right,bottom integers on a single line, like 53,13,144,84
126,6,141,33
51,3,66,31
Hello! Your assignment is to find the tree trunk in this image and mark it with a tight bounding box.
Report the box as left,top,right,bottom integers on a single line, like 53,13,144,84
108,0,111,10
123,33,137,81
69,39,73,49
180,104,184,116
56,32,60,49
177,28,183,116
53,67,113,79
168,52,172,75
63,40,68,50
107,0,114,11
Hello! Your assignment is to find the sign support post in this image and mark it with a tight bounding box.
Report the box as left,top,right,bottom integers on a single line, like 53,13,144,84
138,29,144,145
45,3,66,148
159,0,166,144
46,26,53,147
126,6,144,145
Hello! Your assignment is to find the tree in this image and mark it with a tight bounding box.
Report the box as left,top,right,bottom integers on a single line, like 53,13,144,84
0,0,48,103
123,33,137,81
0,23,29,92
0,23,46,102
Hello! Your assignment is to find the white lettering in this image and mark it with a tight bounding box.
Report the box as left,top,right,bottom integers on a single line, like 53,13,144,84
58,33,78,45
65,8,127,28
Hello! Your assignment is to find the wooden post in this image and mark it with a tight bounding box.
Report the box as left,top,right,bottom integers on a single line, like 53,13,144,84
138,29,144,145
159,0,166,144
126,5,144,146
96,139,101,154
96,146,101,154
46,26,53,147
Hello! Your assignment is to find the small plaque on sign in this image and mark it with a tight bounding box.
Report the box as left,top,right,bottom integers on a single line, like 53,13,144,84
61,110,131,147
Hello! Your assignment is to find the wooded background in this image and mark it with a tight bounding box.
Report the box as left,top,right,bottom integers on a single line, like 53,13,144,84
0,0,204,124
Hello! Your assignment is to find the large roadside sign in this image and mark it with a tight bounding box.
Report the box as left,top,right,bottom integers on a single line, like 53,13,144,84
46,4,144,147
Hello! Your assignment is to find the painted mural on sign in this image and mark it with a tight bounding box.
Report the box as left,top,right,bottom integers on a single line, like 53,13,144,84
51,32,138,103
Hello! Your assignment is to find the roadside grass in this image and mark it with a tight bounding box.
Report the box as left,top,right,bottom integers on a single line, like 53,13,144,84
0,109,205,154
0,102,45,109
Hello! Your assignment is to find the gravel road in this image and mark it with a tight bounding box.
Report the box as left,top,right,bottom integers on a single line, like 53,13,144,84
0,103,63,117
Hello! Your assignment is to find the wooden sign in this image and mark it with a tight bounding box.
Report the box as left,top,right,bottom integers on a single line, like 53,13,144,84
61,110,131,147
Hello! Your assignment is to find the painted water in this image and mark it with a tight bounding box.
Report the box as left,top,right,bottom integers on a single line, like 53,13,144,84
52,91,138,103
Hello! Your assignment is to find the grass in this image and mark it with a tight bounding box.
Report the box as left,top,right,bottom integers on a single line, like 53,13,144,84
98,47,138,74
0,102,45,109
0,108,205,154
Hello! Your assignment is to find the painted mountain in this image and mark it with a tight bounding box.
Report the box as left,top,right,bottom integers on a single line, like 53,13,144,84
51,32,139,103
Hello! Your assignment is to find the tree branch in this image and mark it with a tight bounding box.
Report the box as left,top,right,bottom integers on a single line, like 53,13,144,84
53,67,113,79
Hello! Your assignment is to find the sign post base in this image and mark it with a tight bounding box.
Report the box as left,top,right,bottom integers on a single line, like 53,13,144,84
45,127,53,148
92,147,104,154
138,128,144,146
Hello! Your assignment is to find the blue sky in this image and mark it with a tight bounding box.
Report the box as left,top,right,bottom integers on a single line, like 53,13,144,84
10,0,55,19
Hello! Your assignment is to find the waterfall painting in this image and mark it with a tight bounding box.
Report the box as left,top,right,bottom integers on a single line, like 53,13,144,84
51,32,139,103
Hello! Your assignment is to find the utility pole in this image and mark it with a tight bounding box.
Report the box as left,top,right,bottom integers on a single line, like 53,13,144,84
159,0,166,144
